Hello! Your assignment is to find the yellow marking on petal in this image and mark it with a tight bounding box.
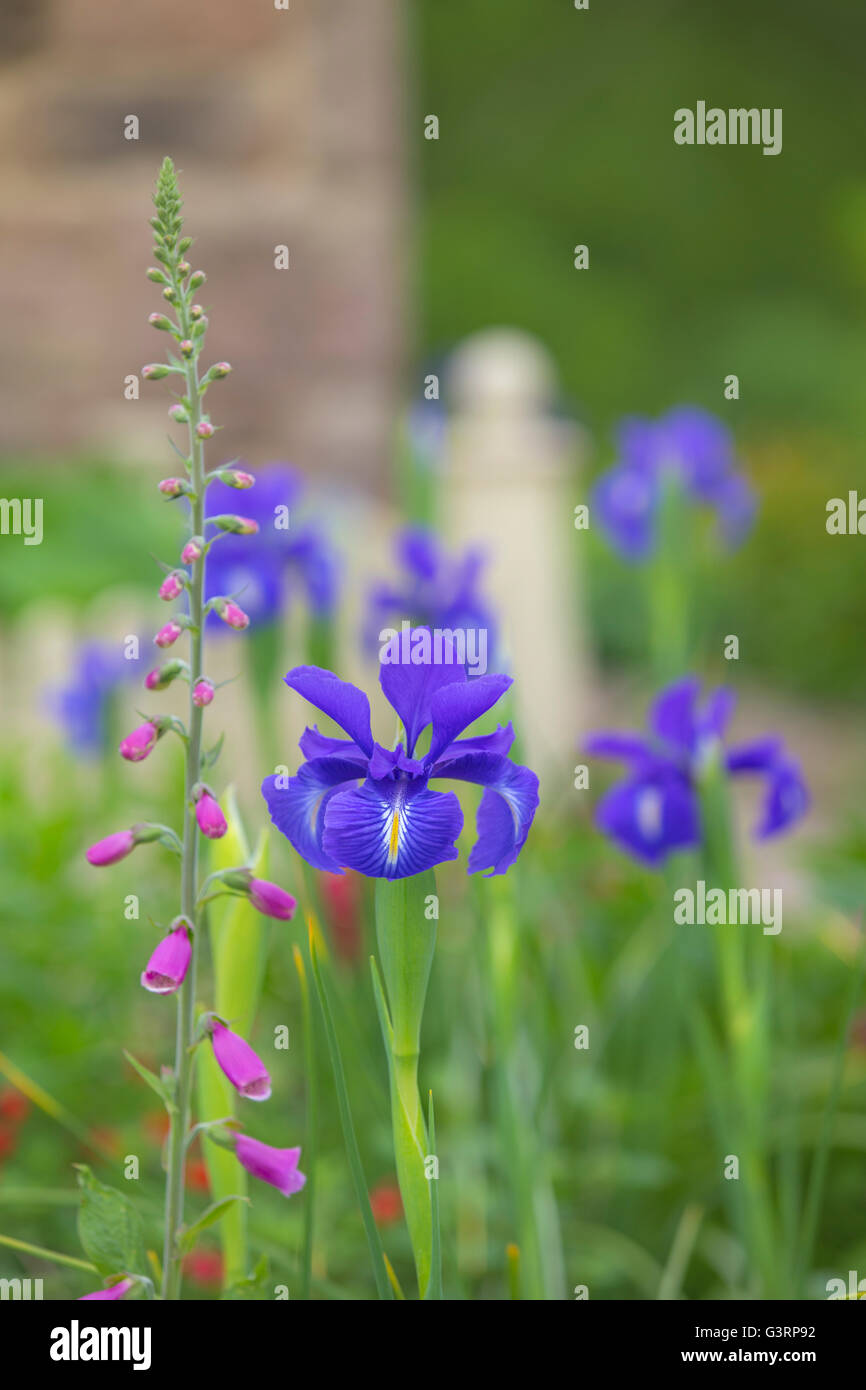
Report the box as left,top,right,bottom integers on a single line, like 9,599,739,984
388,808,401,861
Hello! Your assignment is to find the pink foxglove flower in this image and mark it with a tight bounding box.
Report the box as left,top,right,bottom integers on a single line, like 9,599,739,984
235,1134,305,1196
141,921,191,994
249,878,297,921
213,598,249,630
218,467,253,488
155,620,183,648
120,721,159,763
195,791,227,839
158,478,185,498
210,1021,271,1101
79,1277,135,1301
86,830,135,866
192,679,214,707
196,420,215,439
159,571,185,601
181,537,203,563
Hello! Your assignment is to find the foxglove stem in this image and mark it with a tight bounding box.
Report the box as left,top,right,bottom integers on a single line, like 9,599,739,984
160,208,208,1303
373,873,437,1299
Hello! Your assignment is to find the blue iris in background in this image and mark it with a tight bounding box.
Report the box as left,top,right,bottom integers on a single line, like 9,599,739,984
586,675,809,866
592,406,756,561
205,465,340,628
261,632,538,879
47,643,138,756
366,526,498,675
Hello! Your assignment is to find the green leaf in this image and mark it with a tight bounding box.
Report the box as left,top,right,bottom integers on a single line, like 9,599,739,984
221,1253,270,1301
123,1050,177,1113
74,1165,146,1278
178,1196,250,1256
201,731,225,772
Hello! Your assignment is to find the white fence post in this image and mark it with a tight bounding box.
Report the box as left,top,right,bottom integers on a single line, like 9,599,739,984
444,328,594,791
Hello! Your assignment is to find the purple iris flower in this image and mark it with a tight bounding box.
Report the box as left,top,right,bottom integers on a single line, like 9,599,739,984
261,633,539,879
46,643,139,755
366,526,498,676
585,676,809,866
592,407,756,561
205,464,340,628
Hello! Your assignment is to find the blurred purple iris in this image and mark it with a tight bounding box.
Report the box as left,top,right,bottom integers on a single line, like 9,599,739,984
261,633,538,879
366,526,498,675
586,676,808,866
205,465,339,628
592,407,756,561
46,643,138,755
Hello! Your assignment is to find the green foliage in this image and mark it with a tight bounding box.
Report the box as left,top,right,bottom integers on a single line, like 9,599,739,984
75,1165,146,1279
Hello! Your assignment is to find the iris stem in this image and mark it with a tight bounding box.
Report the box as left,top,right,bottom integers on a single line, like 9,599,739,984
374,874,437,1298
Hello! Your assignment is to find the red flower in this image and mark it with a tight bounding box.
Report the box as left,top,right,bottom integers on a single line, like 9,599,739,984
185,1157,211,1193
369,1180,402,1227
183,1249,224,1287
0,1089,29,1124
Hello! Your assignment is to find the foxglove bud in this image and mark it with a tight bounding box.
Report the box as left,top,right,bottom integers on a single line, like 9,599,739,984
195,791,227,840
86,830,136,867
181,536,204,564
119,720,161,763
180,339,194,358
168,404,189,424
189,270,206,289
205,362,232,381
163,287,178,304
178,237,192,252
146,267,168,284
177,260,191,277
211,514,258,536
154,621,183,649
216,468,254,490
190,304,204,320
159,571,186,601
249,878,297,921
158,477,191,499
145,659,185,692
142,363,170,380
192,678,214,708
208,1020,271,1101
211,598,250,630
196,420,216,439
141,920,191,995
148,313,172,332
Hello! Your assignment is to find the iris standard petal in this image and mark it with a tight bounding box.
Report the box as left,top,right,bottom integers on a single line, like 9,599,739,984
262,756,366,873
430,750,539,876
650,676,701,753
432,722,516,761
584,731,655,764
594,767,699,866
591,463,656,560
379,633,467,754
426,674,513,764
322,779,463,879
284,666,374,755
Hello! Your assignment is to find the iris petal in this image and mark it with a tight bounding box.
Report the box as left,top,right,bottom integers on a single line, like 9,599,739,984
379,632,467,754
284,666,374,755
594,768,699,866
262,756,366,873
430,750,539,876
650,676,701,753
427,675,512,764
322,778,463,879
755,757,810,839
